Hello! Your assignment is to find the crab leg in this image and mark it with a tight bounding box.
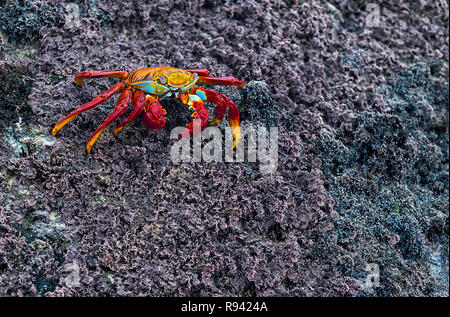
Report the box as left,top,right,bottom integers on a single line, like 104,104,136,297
184,69,211,77
86,89,132,153
177,93,209,139
197,76,246,88
192,87,241,148
52,81,125,136
75,70,129,86
113,90,146,136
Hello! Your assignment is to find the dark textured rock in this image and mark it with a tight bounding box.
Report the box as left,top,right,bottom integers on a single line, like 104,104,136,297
0,0,63,45
239,81,280,127
316,62,449,296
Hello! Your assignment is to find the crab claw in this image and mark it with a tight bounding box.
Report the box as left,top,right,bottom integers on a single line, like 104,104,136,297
193,87,241,148
178,105,209,139
142,96,166,131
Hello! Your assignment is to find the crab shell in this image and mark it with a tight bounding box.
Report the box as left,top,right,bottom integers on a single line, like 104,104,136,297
126,67,199,98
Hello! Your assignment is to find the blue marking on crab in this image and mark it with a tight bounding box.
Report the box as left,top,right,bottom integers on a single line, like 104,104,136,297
196,89,207,101
131,81,169,95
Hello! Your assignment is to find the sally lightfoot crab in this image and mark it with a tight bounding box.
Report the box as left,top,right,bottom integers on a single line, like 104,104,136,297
52,67,246,153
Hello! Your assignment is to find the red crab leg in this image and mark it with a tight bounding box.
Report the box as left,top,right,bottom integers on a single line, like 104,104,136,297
142,96,167,131
184,69,211,77
197,76,246,88
75,70,129,86
113,90,146,136
193,87,241,148
86,89,132,153
177,93,209,139
52,81,125,136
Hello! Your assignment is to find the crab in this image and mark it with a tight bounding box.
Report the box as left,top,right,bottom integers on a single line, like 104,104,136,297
51,67,246,153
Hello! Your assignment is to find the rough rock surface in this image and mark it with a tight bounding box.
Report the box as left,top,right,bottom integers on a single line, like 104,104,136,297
0,0,448,296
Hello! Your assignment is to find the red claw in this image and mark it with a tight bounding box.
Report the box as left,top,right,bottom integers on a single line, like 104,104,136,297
142,97,167,131
192,87,241,148
178,106,209,139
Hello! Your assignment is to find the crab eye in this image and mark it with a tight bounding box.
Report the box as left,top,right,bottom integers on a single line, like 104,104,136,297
159,75,167,84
